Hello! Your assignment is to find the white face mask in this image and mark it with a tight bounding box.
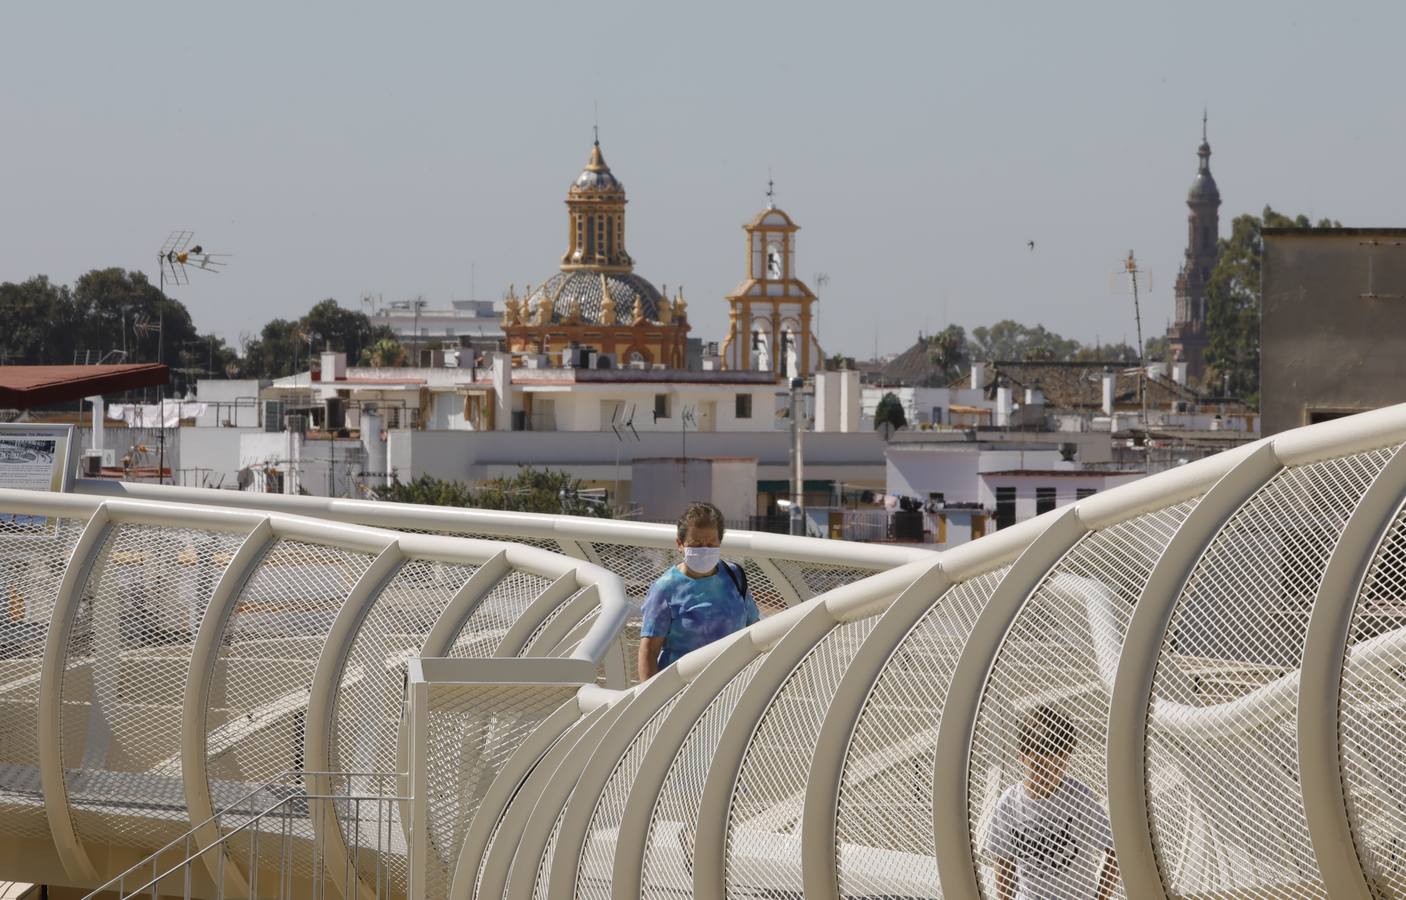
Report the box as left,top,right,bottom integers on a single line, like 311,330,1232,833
683,546,721,573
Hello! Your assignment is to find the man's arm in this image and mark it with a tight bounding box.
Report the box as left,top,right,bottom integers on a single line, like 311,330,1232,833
1096,850,1119,900
638,636,666,682
994,857,1016,900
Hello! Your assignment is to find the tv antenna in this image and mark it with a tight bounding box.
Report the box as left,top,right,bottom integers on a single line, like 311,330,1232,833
158,230,226,289
609,403,640,511
678,404,697,488
1110,251,1153,436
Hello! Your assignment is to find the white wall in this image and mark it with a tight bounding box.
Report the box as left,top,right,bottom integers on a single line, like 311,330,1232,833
886,447,983,504
178,426,263,488
193,380,265,428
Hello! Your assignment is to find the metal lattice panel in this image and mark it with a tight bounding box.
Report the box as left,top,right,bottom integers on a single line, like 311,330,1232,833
535,805,570,900
206,539,373,852
331,558,476,891
575,691,686,899
423,682,578,900
639,652,771,899
447,571,551,658
835,566,1008,899
966,502,1196,900
1339,500,1406,891
1145,447,1393,898
724,617,878,898
772,557,882,603
61,523,247,849
0,515,83,838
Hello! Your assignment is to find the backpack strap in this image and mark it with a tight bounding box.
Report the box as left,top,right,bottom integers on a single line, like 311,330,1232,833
721,559,749,599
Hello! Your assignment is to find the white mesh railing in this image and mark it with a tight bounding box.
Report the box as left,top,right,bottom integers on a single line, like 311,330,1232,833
0,486,630,897
7,405,1406,898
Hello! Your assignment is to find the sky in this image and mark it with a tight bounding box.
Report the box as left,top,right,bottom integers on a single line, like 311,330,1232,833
4,1,1403,361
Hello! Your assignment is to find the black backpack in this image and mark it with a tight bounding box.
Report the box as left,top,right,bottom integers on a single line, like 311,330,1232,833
719,559,749,599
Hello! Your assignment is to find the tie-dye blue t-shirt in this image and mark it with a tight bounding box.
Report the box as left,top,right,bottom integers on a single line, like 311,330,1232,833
640,563,761,670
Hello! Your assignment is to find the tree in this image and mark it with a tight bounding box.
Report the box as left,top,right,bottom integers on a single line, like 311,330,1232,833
374,467,614,518
360,336,405,368
240,298,395,378
925,325,969,381
0,276,75,363
970,320,1082,361
1204,206,1340,405
873,392,907,432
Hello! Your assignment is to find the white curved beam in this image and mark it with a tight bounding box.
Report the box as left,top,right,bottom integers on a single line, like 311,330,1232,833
932,507,1089,900
501,697,634,900
799,559,950,898
446,698,589,900
611,629,780,900
751,555,805,607
1106,441,1281,898
525,584,602,657
180,517,277,895
1299,445,1406,899
38,504,111,882
692,602,840,900
493,571,582,658
547,662,694,896
420,548,511,656
303,540,403,900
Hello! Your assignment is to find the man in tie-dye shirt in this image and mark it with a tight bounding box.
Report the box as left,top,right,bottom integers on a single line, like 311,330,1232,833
637,502,760,681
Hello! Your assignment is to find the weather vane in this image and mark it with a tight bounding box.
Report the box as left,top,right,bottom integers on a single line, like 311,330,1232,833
766,168,775,208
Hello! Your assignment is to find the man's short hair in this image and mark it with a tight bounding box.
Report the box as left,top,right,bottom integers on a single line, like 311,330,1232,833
677,501,726,543
1018,705,1077,758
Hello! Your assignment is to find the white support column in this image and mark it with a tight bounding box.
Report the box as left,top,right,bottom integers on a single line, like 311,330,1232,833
799,559,950,898
611,631,777,900
1106,442,1281,898
180,518,277,895
303,540,403,900
406,665,431,900
932,507,1089,900
38,504,111,883
1298,445,1406,899
693,603,840,900
548,665,693,897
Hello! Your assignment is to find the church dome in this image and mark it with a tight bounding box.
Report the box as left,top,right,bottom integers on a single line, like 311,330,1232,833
571,142,624,193
1187,138,1220,204
524,271,668,325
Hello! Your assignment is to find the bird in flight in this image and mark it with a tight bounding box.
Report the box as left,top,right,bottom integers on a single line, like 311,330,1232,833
1027,240,1036,251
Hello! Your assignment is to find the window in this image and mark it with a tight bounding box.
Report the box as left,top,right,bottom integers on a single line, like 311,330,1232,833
654,393,670,420
1036,487,1057,515
1076,487,1097,500
995,487,1016,530
735,394,753,419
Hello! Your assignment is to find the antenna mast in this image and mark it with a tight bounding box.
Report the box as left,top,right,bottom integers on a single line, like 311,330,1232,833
1124,250,1150,435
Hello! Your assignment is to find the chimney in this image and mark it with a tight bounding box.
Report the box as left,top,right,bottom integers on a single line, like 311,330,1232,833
492,354,512,431
970,361,986,391
995,385,1013,427
320,352,347,381
1101,369,1116,416
1024,379,1044,407
1172,361,1188,386
1146,361,1168,381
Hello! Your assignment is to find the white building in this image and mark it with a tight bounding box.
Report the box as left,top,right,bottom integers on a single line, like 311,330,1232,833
368,297,503,351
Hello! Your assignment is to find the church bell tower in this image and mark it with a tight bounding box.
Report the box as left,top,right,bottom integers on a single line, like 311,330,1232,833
721,183,823,377
1167,113,1221,383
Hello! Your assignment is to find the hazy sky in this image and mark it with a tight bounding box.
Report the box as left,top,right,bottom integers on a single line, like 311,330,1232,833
4,1,1402,360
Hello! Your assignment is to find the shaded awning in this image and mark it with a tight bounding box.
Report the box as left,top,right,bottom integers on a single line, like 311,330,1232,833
0,364,170,408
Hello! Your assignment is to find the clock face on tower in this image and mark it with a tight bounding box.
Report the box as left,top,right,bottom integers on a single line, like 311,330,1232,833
765,243,783,280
